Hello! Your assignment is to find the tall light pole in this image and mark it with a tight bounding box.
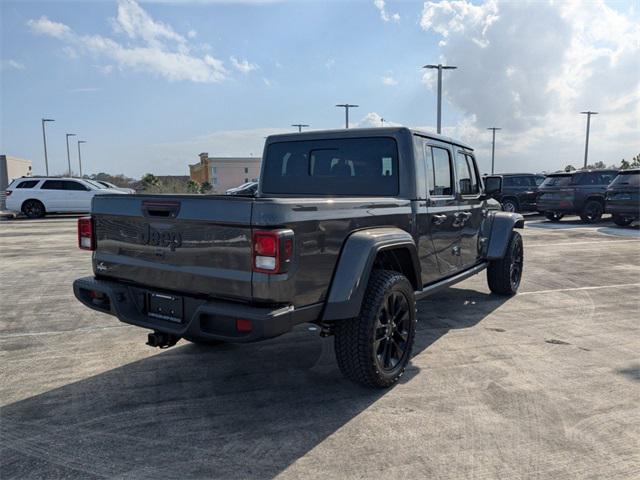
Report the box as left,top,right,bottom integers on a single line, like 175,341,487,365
65,133,76,176
487,127,501,174
580,111,598,169
291,124,309,133
335,104,358,129
380,117,385,127
423,64,457,134
41,118,55,176
77,140,87,178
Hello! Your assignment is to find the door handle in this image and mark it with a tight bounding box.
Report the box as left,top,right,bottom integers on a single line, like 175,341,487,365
456,211,472,219
432,214,447,225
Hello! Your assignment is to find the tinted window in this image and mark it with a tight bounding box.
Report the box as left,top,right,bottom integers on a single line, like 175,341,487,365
428,147,453,196
610,172,640,187
541,175,572,187
598,172,617,185
454,152,479,195
16,180,39,189
42,180,64,190
504,176,536,187
262,137,399,195
465,155,480,193
62,181,89,191
535,176,545,186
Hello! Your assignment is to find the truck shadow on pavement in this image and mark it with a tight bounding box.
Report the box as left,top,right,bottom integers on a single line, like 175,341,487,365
1,287,507,479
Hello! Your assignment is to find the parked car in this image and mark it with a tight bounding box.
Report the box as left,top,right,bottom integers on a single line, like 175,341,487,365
5,177,130,218
605,169,639,226
73,127,525,388
483,173,545,213
537,169,618,223
95,180,136,194
225,181,258,196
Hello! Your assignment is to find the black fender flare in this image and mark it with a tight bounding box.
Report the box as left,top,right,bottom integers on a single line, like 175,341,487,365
322,227,420,321
483,211,524,260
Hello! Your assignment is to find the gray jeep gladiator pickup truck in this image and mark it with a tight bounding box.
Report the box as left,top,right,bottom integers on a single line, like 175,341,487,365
73,127,524,388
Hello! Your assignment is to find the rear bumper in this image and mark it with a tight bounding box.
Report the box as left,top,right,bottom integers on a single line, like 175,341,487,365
73,276,321,343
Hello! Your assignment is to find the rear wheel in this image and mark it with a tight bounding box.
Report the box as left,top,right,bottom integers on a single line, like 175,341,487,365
334,270,417,388
580,200,604,223
487,230,523,296
612,214,634,227
545,212,564,222
502,199,518,213
22,200,46,219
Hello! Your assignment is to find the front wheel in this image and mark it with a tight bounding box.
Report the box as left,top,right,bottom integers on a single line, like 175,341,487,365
334,270,417,388
612,214,634,227
545,212,564,222
580,200,603,223
487,230,523,296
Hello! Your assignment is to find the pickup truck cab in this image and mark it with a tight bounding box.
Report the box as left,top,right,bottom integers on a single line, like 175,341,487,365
537,169,618,223
73,128,525,388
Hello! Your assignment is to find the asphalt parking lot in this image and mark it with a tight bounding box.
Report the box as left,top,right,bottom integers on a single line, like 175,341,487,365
1,215,639,479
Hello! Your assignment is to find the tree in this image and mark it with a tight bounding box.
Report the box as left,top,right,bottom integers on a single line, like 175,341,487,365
631,154,640,168
187,180,200,193
620,159,630,170
141,173,160,187
200,181,212,194
564,164,576,172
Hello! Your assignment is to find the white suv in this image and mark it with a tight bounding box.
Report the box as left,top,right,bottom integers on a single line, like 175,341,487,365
5,177,131,218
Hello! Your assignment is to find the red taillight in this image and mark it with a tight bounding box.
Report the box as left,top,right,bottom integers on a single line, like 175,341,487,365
236,318,253,333
78,216,95,251
5,190,12,197
252,229,294,274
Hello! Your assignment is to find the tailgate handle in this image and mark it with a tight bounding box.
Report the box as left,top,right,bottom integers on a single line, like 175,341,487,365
142,201,181,218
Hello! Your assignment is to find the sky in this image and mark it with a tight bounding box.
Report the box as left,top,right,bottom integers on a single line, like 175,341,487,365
1,0,638,178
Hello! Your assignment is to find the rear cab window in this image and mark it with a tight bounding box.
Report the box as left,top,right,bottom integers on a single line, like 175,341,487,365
262,137,399,196
610,171,640,187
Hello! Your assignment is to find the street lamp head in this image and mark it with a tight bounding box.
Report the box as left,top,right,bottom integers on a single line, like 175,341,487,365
42,118,55,122
78,140,87,144
422,64,457,70
66,133,76,137
487,127,502,131
580,111,598,115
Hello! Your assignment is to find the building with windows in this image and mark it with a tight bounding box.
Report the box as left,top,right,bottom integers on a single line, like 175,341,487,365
189,153,261,192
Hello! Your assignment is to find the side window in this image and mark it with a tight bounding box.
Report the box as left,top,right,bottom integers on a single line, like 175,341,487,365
464,155,480,194
429,147,453,196
42,180,64,190
17,180,39,189
535,176,545,186
599,173,616,185
503,177,516,187
454,151,474,195
62,181,89,191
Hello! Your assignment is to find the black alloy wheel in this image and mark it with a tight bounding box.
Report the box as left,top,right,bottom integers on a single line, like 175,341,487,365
22,200,45,219
502,199,518,213
580,200,604,223
373,290,411,373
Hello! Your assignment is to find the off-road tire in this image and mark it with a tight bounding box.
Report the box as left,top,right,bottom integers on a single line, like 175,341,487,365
502,199,518,213
22,200,46,219
580,200,604,223
545,212,564,222
334,270,417,389
487,230,523,296
612,214,634,227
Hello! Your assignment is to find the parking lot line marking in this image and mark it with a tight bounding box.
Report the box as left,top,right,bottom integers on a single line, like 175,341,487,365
526,239,640,247
520,283,640,295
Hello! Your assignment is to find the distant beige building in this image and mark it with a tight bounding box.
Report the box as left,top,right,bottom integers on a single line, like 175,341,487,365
189,153,261,192
1,155,33,210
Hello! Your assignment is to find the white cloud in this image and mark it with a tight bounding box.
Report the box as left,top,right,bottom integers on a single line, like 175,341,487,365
27,1,229,83
420,0,640,172
263,77,272,87
356,112,402,128
325,58,336,69
93,64,114,74
1,59,26,70
230,56,259,74
382,75,398,86
374,0,400,22
187,29,197,38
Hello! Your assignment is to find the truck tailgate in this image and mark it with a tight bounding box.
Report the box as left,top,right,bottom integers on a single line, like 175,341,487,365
92,194,253,300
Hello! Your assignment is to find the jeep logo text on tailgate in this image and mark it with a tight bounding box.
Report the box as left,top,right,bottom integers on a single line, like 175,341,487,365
138,225,183,251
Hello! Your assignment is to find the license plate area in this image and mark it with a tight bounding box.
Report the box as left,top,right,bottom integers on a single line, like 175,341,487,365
146,292,183,323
